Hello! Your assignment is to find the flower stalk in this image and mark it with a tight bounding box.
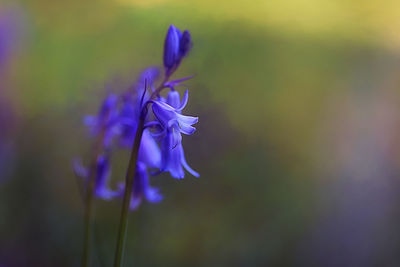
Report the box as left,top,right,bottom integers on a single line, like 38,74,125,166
113,114,145,267
82,131,105,267
113,74,169,266
76,24,198,267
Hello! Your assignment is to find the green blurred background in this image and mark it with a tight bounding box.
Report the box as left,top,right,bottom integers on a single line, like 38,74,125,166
1,0,400,266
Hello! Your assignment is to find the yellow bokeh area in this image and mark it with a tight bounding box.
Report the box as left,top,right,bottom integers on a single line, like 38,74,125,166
119,0,400,48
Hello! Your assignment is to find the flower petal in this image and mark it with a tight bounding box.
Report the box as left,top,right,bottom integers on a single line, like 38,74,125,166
177,90,189,111
179,145,200,177
177,113,198,125
139,129,161,168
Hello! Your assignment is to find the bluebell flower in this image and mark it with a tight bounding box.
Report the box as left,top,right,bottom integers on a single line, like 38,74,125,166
160,129,199,179
139,129,161,168
119,93,139,147
118,161,162,210
75,25,198,214
152,90,198,145
136,66,160,93
151,90,199,178
120,67,161,147
74,155,119,200
84,94,120,147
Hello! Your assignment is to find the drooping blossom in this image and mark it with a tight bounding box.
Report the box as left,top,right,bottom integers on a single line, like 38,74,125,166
74,155,119,200
84,94,120,148
128,161,163,210
151,90,199,178
152,90,198,146
75,24,198,209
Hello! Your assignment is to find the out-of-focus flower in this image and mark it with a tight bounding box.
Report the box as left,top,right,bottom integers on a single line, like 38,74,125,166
74,155,119,200
139,129,161,168
178,30,192,59
136,66,160,93
123,161,163,210
120,67,162,147
84,94,120,147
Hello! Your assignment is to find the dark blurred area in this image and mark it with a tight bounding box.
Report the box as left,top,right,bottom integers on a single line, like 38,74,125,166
1,0,400,266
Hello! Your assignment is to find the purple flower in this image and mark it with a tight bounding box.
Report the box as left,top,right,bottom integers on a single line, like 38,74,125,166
120,67,161,147
127,162,163,210
179,30,192,59
119,93,139,147
160,129,199,179
139,129,161,168
163,25,181,70
163,25,192,73
152,90,198,144
74,25,199,212
136,66,160,93
74,155,119,200
84,94,120,147
151,90,199,179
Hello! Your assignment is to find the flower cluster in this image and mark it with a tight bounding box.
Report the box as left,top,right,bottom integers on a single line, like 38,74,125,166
75,25,198,210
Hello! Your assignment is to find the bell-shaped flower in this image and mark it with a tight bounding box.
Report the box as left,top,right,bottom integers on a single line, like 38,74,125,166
139,129,161,168
152,90,198,147
151,90,199,178
160,128,199,179
118,161,163,210
73,155,119,200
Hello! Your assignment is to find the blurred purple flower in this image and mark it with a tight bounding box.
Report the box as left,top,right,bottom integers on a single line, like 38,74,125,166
136,66,160,93
84,94,120,147
130,162,162,210
139,129,161,169
117,161,162,210
120,67,161,147
74,155,119,200
178,30,192,59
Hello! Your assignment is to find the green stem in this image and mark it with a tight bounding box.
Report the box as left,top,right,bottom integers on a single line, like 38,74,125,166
113,117,145,267
82,132,105,267
82,166,95,267
113,73,172,267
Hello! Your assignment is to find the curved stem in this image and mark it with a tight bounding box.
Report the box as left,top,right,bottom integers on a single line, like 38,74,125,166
113,116,145,267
